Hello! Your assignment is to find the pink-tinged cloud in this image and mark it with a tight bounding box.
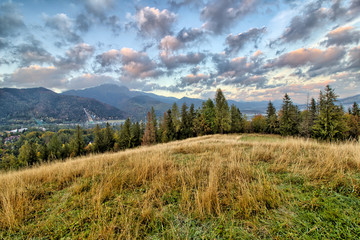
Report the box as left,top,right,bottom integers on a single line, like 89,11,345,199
119,48,161,81
266,47,345,69
56,43,95,70
96,49,121,67
252,50,263,58
322,26,360,46
159,35,183,52
160,51,206,69
348,45,360,69
3,65,67,89
179,73,210,87
240,79,336,102
135,7,176,39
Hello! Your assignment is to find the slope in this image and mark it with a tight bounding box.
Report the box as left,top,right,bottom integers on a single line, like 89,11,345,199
0,87,125,124
1,134,359,239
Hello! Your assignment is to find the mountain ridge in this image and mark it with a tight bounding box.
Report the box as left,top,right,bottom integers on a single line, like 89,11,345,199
0,87,125,124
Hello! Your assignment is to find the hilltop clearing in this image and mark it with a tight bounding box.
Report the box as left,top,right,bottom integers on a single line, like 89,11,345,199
1,134,360,239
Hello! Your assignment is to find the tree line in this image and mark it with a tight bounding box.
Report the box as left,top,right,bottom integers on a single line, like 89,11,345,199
1,85,359,170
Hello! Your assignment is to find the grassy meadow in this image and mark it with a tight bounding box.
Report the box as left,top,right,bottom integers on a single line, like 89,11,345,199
1,134,360,239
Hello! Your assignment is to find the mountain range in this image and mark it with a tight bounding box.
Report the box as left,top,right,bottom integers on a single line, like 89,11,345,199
63,84,285,120
1,84,359,124
0,87,125,124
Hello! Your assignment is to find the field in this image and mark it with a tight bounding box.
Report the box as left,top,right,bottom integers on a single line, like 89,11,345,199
1,134,360,239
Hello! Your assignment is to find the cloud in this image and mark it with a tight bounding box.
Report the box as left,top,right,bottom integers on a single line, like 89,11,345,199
44,13,82,45
159,27,205,53
76,1,121,35
266,47,345,70
279,1,327,43
160,51,206,69
66,73,117,90
0,2,25,37
14,38,54,66
96,49,121,67
178,73,211,87
75,14,91,32
82,0,114,20
2,65,67,89
223,75,267,87
322,26,360,47
119,48,162,81
348,0,360,16
159,35,183,52
168,0,203,10
200,0,259,34
212,54,268,88
0,37,8,50
348,46,360,69
177,27,204,43
225,27,266,54
56,43,95,70
134,7,176,39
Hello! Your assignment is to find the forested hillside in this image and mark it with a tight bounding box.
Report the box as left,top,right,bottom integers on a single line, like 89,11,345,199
0,87,125,124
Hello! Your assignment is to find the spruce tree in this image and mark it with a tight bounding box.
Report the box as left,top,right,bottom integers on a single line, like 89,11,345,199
279,93,300,136
171,103,181,139
130,122,141,147
313,85,347,141
180,103,191,139
71,125,85,157
230,104,244,133
103,122,115,151
201,99,216,134
189,103,196,137
165,109,175,142
93,124,105,153
118,119,131,149
215,89,231,133
350,102,360,117
266,101,278,134
150,107,158,141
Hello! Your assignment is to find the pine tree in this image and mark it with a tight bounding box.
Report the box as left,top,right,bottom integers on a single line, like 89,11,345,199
266,101,278,134
214,89,231,133
230,104,244,133
279,93,300,136
313,85,347,141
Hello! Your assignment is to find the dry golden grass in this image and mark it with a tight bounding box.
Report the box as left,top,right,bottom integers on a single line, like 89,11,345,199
0,134,360,238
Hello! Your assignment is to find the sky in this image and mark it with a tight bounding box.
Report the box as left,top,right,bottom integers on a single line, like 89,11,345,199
0,0,359,102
